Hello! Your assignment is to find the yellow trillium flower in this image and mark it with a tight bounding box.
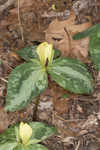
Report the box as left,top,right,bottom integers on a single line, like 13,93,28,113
37,42,54,66
19,122,32,145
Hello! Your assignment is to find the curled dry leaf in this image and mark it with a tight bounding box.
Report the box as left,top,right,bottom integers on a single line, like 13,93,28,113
53,98,69,115
45,11,92,61
8,52,21,61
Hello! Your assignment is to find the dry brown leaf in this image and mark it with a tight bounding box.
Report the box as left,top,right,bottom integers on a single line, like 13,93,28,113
41,83,70,115
14,0,33,9
0,107,9,133
10,0,34,14
52,112,99,138
8,52,21,61
11,0,43,14
53,98,69,115
52,111,85,137
45,11,92,61
49,85,70,114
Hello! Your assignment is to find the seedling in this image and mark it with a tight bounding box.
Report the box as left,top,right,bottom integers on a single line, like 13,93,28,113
51,4,56,11
0,122,57,150
4,42,93,112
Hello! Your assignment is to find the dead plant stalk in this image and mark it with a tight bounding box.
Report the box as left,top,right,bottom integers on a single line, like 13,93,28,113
18,0,24,41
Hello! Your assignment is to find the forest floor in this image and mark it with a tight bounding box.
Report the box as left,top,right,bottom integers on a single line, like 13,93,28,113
0,0,100,150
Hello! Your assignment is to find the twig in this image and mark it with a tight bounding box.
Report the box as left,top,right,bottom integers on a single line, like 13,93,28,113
0,77,8,83
17,0,24,41
53,111,85,122
75,140,80,150
64,27,72,55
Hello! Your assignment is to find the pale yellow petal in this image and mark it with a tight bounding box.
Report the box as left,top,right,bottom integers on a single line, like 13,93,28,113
19,122,32,145
37,42,54,66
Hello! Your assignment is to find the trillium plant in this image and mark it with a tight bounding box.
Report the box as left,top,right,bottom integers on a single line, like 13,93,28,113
5,42,94,112
0,121,57,150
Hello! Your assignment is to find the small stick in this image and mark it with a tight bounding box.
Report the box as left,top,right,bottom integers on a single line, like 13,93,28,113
75,140,80,150
0,77,8,83
18,0,24,41
64,27,72,55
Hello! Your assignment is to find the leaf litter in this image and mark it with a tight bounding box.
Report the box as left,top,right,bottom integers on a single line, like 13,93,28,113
0,0,100,150
45,11,91,62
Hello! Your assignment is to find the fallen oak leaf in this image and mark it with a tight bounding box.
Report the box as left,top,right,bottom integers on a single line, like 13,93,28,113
45,11,92,62
0,107,9,134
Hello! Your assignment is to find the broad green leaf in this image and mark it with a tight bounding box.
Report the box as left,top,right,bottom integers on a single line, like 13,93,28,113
89,32,100,70
47,57,94,94
0,141,17,150
0,126,16,143
15,126,20,143
0,126,17,150
73,23,100,40
13,144,25,150
27,122,57,143
4,60,48,112
97,28,100,38
17,46,38,61
25,144,48,150
17,45,61,61
14,144,48,150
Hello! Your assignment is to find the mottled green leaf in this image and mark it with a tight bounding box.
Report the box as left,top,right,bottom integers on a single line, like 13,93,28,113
13,144,25,150
0,126,16,143
0,122,56,150
5,60,48,112
28,122,57,143
89,31,100,70
97,28,100,38
17,45,61,61
14,144,48,150
26,144,48,150
17,46,38,61
47,57,94,94
73,23,100,40
0,142,17,150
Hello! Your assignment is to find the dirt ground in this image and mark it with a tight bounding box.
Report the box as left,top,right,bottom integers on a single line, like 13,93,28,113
0,0,100,150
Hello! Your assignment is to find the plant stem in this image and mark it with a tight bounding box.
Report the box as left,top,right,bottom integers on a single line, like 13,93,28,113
33,95,40,121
